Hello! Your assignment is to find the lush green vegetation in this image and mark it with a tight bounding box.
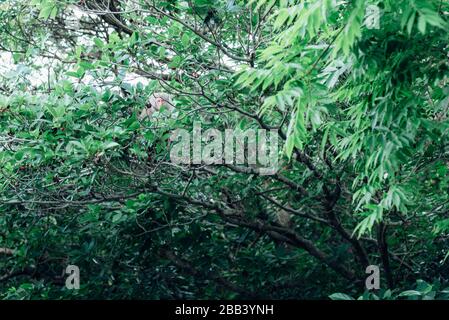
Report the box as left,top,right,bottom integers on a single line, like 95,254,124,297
0,0,449,299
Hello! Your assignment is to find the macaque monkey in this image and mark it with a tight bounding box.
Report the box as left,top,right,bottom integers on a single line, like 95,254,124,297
138,93,175,164
139,93,174,120
259,180,293,229
276,209,293,229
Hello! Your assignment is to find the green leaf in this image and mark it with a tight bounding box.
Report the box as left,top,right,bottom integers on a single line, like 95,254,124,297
181,33,190,47
406,12,416,35
329,293,355,300
103,141,120,150
417,15,426,34
38,5,54,20
112,212,123,223
94,37,105,48
399,290,422,297
168,55,182,68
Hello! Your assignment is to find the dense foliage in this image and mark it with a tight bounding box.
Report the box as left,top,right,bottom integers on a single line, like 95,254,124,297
0,0,449,299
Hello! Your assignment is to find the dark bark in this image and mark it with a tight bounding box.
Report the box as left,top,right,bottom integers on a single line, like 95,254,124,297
377,222,394,288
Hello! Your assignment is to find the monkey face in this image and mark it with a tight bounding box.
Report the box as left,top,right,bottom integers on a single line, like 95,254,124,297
154,97,166,111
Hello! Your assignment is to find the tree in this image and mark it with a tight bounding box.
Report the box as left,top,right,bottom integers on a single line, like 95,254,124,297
0,0,448,299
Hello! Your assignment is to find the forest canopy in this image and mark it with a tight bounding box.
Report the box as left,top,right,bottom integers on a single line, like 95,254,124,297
0,0,449,300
